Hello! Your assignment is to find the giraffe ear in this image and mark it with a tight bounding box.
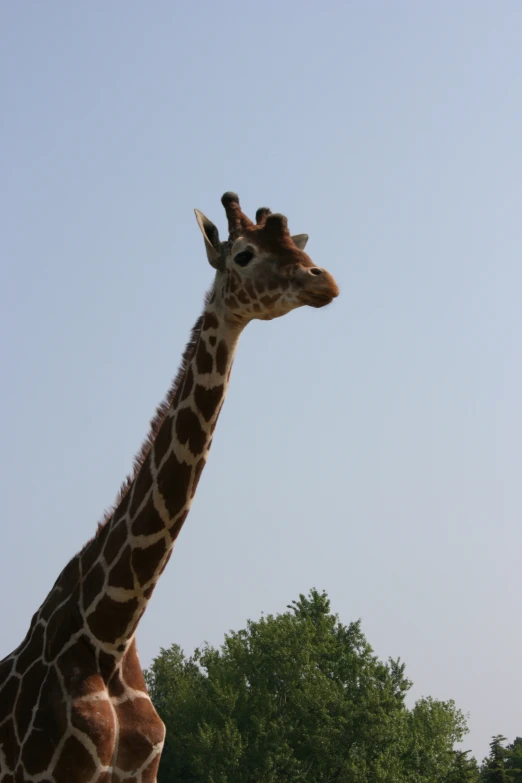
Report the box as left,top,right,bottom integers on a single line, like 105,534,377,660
194,209,226,271
291,233,309,250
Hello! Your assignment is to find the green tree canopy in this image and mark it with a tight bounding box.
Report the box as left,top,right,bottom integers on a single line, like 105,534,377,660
481,736,522,783
145,589,470,783
506,738,522,782
445,749,480,782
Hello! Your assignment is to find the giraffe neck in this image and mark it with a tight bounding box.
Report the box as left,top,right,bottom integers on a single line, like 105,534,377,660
68,289,243,657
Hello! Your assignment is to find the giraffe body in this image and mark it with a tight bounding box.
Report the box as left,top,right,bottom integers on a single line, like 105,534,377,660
0,193,339,781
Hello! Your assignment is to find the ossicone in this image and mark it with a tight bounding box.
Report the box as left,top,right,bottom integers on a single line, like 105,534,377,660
255,207,271,225
221,191,254,240
263,213,289,237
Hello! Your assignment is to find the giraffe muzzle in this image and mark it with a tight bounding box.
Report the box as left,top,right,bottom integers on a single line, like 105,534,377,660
300,269,340,308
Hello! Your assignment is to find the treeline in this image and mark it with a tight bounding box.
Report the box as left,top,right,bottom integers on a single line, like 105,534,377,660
144,589,520,782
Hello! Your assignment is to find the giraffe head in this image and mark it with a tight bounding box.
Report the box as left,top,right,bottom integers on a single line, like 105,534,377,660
194,192,339,322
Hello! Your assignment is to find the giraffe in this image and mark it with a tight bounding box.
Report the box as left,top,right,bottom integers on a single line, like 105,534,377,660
0,192,339,782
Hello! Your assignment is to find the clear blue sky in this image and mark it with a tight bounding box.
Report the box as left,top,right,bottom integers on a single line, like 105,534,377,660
1,1,521,763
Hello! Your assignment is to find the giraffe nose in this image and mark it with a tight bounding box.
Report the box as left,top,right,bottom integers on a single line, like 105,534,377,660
300,264,340,307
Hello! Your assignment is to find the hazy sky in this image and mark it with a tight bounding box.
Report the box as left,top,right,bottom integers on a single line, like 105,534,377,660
1,1,521,762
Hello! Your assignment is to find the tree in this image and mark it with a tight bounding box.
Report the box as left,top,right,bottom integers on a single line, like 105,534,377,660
402,697,468,782
144,589,471,783
481,736,514,783
445,750,480,782
506,738,522,783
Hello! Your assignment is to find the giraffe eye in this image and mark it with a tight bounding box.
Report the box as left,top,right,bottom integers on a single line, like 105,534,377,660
234,249,254,267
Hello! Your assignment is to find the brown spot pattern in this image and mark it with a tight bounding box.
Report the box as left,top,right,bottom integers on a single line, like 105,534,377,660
80,542,99,584
22,666,66,774
261,294,278,307
57,641,99,700
129,455,152,516
216,341,229,375
143,758,161,782
131,495,165,537
15,623,44,675
109,672,126,698
143,583,155,599
122,610,144,648
132,538,167,587
54,735,96,782
153,416,172,470
0,677,19,723
71,697,115,766
82,563,105,611
87,595,139,645
108,546,135,591
169,509,189,539
208,335,217,346
202,311,219,330
115,698,164,772
103,519,128,565
195,340,213,374
0,720,17,771
54,557,81,596
175,407,206,455
15,660,48,740
45,589,81,660
98,650,117,680
121,640,147,690
194,384,224,422
0,654,13,682
225,295,239,310
180,364,194,402
113,488,131,521
157,451,192,518
191,458,206,499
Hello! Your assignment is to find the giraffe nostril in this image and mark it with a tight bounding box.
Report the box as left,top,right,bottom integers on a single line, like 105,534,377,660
309,268,322,276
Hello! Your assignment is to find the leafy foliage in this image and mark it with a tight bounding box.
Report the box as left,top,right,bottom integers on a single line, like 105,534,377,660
480,736,522,783
506,738,522,783
445,750,480,782
145,589,474,782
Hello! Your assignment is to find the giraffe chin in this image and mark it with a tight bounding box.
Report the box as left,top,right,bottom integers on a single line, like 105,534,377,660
301,292,337,308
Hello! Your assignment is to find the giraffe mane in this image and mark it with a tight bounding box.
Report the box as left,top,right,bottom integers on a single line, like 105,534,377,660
92,287,213,541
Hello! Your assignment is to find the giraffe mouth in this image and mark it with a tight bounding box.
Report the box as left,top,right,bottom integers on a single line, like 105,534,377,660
301,291,336,308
